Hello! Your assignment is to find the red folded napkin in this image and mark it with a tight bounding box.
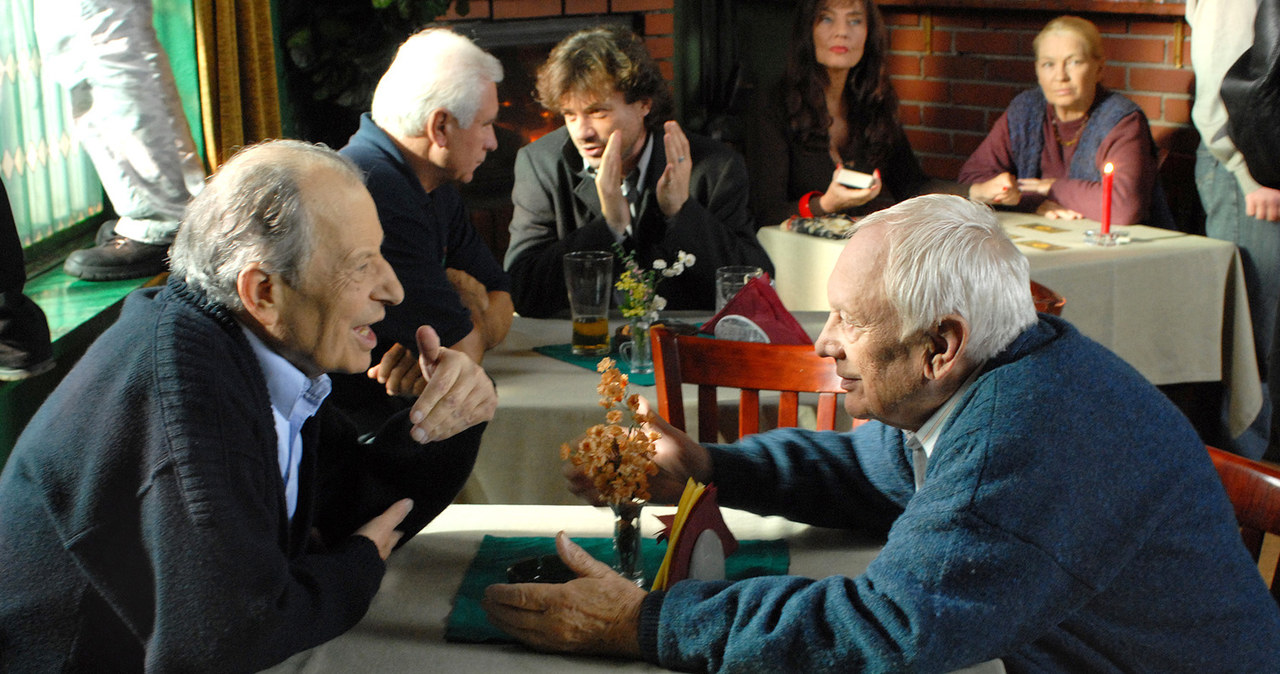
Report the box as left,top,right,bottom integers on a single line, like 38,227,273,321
701,275,812,345
654,483,739,588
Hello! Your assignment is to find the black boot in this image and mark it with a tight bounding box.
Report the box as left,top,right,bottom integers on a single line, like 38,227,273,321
64,235,169,281
0,290,54,381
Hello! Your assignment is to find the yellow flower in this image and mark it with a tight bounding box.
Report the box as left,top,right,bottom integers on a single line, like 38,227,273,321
612,242,694,323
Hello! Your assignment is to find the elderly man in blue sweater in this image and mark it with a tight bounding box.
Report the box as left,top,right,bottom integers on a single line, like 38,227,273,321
483,194,1280,671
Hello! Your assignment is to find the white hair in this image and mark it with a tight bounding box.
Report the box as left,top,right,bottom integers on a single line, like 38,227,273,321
371,28,503,136
170,140,363,312
855,195,1038,361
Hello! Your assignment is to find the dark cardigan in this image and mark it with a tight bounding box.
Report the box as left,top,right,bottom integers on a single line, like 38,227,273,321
0,280,482,672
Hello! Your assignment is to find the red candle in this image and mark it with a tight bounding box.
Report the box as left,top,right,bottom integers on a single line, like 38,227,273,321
1101,162,1114,235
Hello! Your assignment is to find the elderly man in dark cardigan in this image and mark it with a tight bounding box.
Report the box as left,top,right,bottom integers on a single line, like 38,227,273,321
0,140,497,672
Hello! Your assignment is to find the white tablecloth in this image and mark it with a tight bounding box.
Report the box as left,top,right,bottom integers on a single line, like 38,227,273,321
458,313,835,505
263,504,882,674
759,214,1262,436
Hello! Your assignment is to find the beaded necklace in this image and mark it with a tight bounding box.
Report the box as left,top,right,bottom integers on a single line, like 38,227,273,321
1052,113,1089,147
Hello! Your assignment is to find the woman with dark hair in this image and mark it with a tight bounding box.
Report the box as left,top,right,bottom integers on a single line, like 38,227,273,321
745,0,953,228
959,16,1172,227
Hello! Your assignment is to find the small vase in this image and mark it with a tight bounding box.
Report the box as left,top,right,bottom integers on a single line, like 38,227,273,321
622,319,654,375
611,499,645,587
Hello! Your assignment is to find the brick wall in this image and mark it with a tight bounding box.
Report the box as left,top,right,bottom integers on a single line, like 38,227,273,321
438,2,1204,242
440,0,676,78
880,6,1200,229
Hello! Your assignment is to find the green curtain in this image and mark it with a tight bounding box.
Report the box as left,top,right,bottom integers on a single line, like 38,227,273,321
155,0,204,163
0,0,103,249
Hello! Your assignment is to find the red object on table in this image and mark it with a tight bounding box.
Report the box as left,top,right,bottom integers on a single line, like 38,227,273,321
1101,161,1114,235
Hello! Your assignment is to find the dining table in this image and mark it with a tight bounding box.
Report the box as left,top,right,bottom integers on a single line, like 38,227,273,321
758,213,1262,438
456,311,836,506
262,503,885,673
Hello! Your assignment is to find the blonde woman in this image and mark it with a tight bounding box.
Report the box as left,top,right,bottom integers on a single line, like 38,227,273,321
959,16,1172,227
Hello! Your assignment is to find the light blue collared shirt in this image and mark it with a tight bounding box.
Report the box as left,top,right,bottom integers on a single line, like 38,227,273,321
240,325,331,520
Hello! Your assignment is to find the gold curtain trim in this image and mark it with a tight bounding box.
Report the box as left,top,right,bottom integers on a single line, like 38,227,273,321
194,0,283,169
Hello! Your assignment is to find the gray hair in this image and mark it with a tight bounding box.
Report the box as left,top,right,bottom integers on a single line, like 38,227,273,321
855,195,1037,361
371,28,504,136
169,140,365,312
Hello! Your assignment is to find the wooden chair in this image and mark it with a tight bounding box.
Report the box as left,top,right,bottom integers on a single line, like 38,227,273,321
651,325,846,443
1207,445,1280,601
1031,280,1065,316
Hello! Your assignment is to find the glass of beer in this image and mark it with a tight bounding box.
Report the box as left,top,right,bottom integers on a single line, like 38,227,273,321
563,251,613,355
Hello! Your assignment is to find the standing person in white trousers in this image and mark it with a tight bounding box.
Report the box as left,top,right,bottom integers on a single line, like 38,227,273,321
36,0,205,281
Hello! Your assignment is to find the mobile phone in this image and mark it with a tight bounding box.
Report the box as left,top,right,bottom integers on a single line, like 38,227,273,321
836,167,875,189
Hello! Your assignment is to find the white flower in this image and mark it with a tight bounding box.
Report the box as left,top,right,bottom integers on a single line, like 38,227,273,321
653,296,667,312
652,259,668,270
676,251,696,268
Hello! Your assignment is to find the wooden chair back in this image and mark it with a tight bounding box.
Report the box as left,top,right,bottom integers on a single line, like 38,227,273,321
1031,280,1065,316
650,325,846,443
1207,445,1280,602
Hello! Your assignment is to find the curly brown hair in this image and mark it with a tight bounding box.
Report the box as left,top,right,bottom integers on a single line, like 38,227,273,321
535,25,673,133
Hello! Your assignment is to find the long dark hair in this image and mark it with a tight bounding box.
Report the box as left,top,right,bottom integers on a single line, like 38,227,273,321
783,0,898,166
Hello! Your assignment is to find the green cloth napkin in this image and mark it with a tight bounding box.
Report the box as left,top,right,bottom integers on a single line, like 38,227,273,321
445,535,789,643
533,343,656,386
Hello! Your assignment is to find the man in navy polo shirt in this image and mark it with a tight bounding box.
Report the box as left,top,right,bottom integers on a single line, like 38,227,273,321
334,28,511,433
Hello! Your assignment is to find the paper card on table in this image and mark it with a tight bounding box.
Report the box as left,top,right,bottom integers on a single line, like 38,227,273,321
1018,240,1068,251
1018,223,1070,234
652,479,739,591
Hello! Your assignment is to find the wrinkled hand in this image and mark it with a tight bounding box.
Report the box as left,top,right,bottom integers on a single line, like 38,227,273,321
818,168,882,214
597,130,631,236
354,498,413,560
447,268,490,316
1246,186,1280,222
563,396,711,505
1035,199,1083,220
482,532,646,658
656,120,692,217
1017,177,1055,196
970,172,1021,205
367,342,426,397
407,325,497,444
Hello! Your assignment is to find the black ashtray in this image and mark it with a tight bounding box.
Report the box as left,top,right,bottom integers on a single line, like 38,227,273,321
505,554,578,584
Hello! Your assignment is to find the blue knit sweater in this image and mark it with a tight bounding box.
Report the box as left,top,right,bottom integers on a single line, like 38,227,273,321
639,316,1280,672
0,280,482,672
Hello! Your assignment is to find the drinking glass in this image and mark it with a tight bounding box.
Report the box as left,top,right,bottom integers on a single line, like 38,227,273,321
563,251,613,355
715,265,764,312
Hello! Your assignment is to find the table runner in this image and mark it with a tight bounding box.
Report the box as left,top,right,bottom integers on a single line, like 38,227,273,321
445,535,789,643
533,344,656,386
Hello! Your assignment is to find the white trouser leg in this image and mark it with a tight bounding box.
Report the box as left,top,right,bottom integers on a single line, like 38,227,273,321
35,0,204,244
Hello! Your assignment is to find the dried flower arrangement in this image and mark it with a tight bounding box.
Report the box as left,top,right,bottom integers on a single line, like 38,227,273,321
560,357,660,504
